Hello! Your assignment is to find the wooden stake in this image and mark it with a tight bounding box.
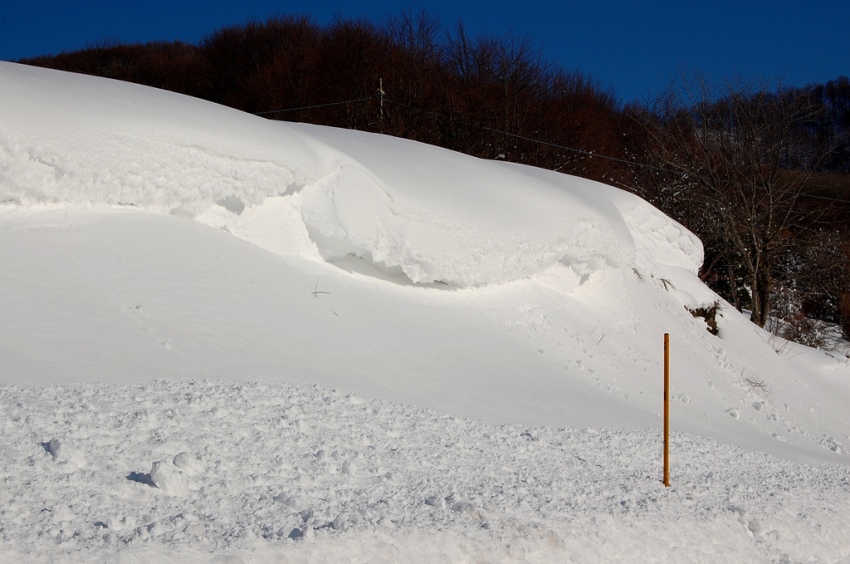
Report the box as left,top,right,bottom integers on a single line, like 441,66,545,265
663,332,670,487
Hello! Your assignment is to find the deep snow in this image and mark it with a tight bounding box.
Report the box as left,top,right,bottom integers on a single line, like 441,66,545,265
1,62,849,562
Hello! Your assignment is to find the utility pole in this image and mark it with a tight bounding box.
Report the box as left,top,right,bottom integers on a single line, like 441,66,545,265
377,78,385,128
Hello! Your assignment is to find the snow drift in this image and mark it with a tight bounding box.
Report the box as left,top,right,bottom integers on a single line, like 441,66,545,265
0,61,697,289
1,62,849,562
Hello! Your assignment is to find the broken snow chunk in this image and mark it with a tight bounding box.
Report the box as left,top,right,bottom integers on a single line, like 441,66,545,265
44,437,87,468
149,460,188,496
173,451,203,475
820,436,846,454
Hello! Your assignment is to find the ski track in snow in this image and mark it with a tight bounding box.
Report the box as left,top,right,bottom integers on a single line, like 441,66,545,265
2,380,849,563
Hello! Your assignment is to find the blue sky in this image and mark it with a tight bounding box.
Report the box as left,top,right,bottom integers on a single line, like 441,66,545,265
1,1,847,105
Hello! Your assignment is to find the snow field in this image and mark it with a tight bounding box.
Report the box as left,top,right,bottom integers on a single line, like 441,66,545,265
2,61,850,562
2,379,849,563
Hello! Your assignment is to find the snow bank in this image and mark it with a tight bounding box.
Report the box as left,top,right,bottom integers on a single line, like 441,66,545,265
3,61,850,563
2,62,848,460
0,62,696,288
0,64,330,214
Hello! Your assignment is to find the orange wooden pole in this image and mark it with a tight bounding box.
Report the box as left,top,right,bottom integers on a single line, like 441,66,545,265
663,333,670,487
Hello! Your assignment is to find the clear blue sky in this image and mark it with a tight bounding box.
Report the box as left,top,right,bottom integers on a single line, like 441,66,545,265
1,1,847,105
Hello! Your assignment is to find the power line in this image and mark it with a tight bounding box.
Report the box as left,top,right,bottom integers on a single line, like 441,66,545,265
254,93,850,205
382,96,850,205
479,125,672,175
254,98,369,115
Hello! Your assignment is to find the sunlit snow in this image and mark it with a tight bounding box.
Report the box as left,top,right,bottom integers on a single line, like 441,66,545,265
1,62,849,563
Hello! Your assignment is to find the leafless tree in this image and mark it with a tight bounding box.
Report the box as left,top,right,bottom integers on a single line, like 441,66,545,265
642,76,842,327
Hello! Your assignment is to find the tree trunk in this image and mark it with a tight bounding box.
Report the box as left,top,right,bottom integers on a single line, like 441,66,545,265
749,270,772,327
726,261,741,311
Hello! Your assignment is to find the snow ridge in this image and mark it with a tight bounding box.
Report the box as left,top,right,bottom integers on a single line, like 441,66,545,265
1,62,684,288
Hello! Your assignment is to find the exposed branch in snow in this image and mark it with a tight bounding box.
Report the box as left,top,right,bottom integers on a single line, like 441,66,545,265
312,283,331,298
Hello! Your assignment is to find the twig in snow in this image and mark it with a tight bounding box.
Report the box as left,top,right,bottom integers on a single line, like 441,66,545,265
311,283,339,316
312,283,331,298
596,330,607,345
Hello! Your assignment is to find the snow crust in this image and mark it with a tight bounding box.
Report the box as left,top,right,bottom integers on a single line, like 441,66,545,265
2,62,850,562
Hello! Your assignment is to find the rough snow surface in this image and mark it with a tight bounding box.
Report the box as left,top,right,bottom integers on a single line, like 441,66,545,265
2,380,849,564
2,62,850,562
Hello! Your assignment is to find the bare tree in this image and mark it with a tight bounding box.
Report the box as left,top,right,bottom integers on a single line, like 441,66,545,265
642,77,841,327
382,9,443,139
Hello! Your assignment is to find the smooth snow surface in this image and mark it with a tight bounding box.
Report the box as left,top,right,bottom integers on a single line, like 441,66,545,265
1,62,849,562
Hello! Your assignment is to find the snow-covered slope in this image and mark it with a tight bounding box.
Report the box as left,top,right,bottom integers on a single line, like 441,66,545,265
1,62,849,562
